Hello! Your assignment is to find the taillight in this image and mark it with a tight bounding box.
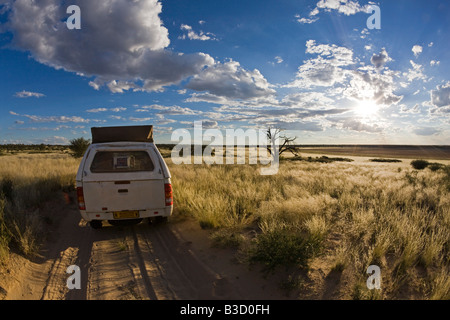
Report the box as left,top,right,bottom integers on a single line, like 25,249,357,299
165,183,173,206
77,187,86,210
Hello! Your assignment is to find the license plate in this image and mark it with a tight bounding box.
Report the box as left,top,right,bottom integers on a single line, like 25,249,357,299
113,210,140,219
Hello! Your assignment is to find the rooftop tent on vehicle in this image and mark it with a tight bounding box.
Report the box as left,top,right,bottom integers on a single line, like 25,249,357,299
91,125,154,143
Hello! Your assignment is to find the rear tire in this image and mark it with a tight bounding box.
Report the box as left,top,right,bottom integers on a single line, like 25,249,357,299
108,218,143,226
154,216,168,224
90,220,102,229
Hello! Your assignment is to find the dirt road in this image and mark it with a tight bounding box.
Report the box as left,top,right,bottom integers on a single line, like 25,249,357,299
1,193,291,300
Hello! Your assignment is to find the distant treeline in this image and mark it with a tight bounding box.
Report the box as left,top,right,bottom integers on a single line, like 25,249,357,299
0,144,70,153
2,143,449,152
296,145,450,152
158,144,450,149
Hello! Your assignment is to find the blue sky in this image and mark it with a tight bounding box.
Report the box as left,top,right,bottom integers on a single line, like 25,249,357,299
0,0,449,145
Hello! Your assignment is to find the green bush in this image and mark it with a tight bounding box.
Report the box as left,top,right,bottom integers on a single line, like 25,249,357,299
248,228,322,273
286,155,353,163
369,158,402,163
428,162,444,172
410,159,429,170
443,165,450,191
69,137,90,158
1,178,13,201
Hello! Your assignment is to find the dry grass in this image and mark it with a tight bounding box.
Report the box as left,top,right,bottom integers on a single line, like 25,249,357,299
1,150,449,299
168,156,450,299
0,153,79,261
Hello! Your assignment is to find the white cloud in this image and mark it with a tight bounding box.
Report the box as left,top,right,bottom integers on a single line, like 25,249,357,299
3,0,282,104
413,127,441,136
14,90,45,98
344,67,403,106
109,115,124,120
186,92,237,105
43,136,70,145
137,104,201,115
269,56,284,65
14,125,73,132
262,119,324,132
154,114,177,125
403,60,427,83
198,120,218,129
430,60,440,66
430,82,450,108
110,107,127,112
287,40,354,88
179,24,216,41
316,0,367,16
10,111,91,123
297,17,319,24
86,107,127,113
88,81,101,90
129,116,152,122
3,0,214,93
296,0,368,25
202,102,347,132
106,80,141,94
400,104,421,114
288,43,402,107
412,45,423,58
360,29,369,39
280,92,335,109
341,118,383,133
86,108,108,113
274,56,283,64
370,48,392,69
185,59,276,101
304,40,354,63
295,14,319,24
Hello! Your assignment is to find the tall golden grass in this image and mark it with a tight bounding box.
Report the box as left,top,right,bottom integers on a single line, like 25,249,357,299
0,153,79,261
0,151,449,299
168,158,450,299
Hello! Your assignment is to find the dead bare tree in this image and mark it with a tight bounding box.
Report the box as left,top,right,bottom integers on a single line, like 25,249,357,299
266,127,299,157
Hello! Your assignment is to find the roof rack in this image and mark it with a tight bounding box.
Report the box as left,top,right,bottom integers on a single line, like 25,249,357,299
91,125,154,143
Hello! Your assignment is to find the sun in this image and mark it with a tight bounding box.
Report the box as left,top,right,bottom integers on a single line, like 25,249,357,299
355,99,380,117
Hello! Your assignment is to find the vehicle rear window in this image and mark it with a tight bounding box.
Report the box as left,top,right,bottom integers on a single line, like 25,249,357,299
90,151,154,173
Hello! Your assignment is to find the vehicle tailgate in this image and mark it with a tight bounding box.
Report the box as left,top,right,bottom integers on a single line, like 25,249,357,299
83,179,165,213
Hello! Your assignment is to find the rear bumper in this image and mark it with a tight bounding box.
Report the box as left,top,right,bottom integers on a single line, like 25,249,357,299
79,206,173,222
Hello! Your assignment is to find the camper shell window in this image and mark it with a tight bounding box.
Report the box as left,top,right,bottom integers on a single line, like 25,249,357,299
90,151,154,173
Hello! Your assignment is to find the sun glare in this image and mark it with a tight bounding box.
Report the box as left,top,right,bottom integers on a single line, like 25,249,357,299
355,100,380,117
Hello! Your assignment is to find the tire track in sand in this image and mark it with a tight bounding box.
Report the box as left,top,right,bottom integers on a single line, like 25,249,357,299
6,192,244,300
132,222,237,300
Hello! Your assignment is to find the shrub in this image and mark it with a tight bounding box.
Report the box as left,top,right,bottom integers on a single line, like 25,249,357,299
248,228,322,273
69,137,90,158
428,162,444,171
443,165,450,191
211,228,245,248
0,178,13,202
286,155,353,163
369,158,402,163
410,159,429,170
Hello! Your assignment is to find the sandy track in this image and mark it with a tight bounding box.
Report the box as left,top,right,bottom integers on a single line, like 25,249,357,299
2,193,290,300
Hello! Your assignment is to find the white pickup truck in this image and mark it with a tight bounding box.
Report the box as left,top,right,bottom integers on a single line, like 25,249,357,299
75,125,173,229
